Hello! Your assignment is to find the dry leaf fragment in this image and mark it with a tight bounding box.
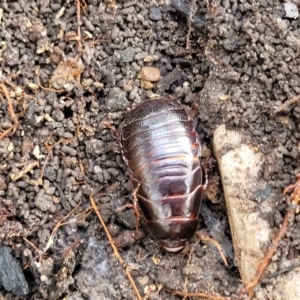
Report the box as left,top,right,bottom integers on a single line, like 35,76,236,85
7,142,14,152
33,145,45,159
28,82,39,91
219,94,229,101
55,7,65,19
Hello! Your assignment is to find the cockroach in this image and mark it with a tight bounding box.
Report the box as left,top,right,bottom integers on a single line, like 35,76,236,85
117,98,206,252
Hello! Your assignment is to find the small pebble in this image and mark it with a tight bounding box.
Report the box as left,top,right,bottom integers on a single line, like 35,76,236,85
0,245,29,296
121,47,135,62
0,138,10,154
107,87,130,112
85,139,106,156
134,51,149,60
149,7,162,21
284,3,299,19
84,18,95,32
34,189,56,212
139,66,161,82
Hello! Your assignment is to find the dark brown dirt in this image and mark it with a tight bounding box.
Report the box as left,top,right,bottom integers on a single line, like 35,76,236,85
0,0,300,299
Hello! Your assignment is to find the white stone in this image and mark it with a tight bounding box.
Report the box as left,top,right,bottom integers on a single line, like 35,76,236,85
284,3,299,19
213,124,272,282
213,125,300,299
214,125,271,282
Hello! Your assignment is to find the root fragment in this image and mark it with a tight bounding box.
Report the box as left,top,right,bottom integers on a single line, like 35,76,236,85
0,83,20,140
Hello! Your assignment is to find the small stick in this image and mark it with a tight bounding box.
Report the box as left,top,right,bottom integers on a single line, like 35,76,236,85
43,200,82,253
238,209,294,299
167,289,233,300
61,238,83,260
76,0,83,53
275,95,300,113
23,237,43,256
0,83,19,140
36,134,73,186
197,232,228,267
136,246,159,261
35,66,65,93
89,195,142,300
186,0,196,51
0,83,19,126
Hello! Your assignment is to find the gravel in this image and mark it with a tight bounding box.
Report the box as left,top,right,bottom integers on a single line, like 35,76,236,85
1,0,300,299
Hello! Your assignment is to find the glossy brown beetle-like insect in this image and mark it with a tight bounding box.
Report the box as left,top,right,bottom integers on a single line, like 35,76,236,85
117,98,206,252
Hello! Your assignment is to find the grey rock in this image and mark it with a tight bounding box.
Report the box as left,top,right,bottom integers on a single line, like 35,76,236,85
76,238,132,299
170,0,205,29
24,100,36,127
156,66,184,92
253,187,273,203
3,45,20,66
85,139,105,156
121,47,135,63
0,175,7,192
149,7,162,21
0,245,29,296
222,38,239,51
284,2,299,19
44,166,56,181
84,18,95,32
61,145,77,156
107,87,129,112
116,209,136,230
34,189,56,212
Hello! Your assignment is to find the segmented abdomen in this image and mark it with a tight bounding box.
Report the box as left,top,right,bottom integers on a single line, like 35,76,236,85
118,98,205,252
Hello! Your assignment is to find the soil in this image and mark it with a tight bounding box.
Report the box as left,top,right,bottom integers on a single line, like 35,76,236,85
0,0,300,299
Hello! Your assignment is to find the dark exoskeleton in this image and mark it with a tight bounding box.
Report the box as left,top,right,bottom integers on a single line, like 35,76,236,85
117,98,206,252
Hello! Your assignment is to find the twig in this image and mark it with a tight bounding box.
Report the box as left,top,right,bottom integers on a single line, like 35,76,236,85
35,66,65,93
0,83,19,126
264,260,300,280
136,246,159,261
24,200,89,264
186,0,197,51
4,81,34,99
76,0,83,53
275,95,300,113
238,209,294,299
89,195,142,300
238,174,300,299
197,232,228,267
0,83,19,140
43,200,82,253
167,289,233,300
36,134,73,186
61,238,83,260
23,237,44,260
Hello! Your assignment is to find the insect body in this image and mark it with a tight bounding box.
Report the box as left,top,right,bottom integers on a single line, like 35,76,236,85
117,98,206,252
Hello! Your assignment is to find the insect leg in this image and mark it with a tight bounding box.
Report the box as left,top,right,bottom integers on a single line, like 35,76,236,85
132,182,141,237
